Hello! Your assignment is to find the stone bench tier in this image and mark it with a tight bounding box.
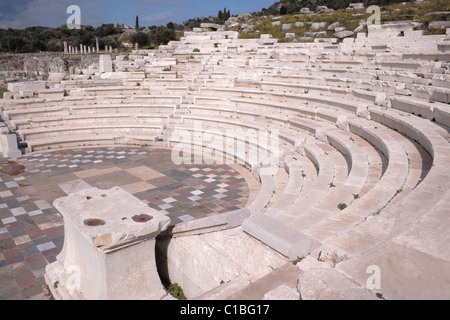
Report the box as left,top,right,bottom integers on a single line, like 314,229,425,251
197,88,369,117
168,124,281,217
242,213,314,261
10,113,169,130
288,129,371,222
3,104,176,121
307,110,450,298
21,124,164,142
281,115,409,235
274,141,337,223
186,103,391,223
180,114,303,158
305,106,448,248
390,95,450,127
26,134,158,151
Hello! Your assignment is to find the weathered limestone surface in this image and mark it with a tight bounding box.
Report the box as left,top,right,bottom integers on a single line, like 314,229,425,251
1,20,449,300
45,186,171,300
0,127,22,158
242,213,314,260
298,268,377,300
157,226,287,299
99,55,113,73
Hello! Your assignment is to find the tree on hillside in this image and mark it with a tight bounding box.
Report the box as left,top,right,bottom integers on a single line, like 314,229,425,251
135,15,139,30
224,7,230,20
149,26,176,47
131,32,149,47
218,7,231,22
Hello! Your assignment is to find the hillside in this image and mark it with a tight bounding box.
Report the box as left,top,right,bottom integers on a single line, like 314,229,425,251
0,0,449,53
237,0,450,41
257,0,417,15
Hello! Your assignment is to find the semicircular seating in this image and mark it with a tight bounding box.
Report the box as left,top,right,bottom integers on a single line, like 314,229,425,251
1,26,449,300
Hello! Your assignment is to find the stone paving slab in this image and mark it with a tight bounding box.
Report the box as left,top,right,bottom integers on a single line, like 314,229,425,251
0,146,251,299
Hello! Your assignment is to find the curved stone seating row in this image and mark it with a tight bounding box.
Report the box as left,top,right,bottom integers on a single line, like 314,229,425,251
182,83,447,299
390,95,450,128
291,117,410,234
2,32,448,299
278,131,369,229
237,67,448,104
9,113,170,131
20,123,164,141
183,106,348,219
185,92,434,241
0,94,182,112
24,124,164,151
2,103,176,122
168,123,286,218
178,97,416,278
108,32,450,298
208,51,449,103
26,133,159,152
0,88,180,152
70,83,190,96
172,112,328,222
307,106,449,247
304,107,450,298
273,141,338,225
196,87,369,117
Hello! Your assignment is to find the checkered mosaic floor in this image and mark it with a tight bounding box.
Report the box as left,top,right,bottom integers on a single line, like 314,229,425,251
0,146,250,299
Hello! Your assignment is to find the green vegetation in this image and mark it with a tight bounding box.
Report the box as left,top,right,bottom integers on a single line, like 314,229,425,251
167,282,187,300
337,203,348,210
256,0,418,16
130,26,177,49
0,87,8,99
292,256,304,265
218,7,231,23
239,0,449,40
376,292,385,300
0,0,447,53
0,24,124,53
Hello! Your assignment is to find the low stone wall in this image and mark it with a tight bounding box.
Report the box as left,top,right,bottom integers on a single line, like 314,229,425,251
0,53,101,77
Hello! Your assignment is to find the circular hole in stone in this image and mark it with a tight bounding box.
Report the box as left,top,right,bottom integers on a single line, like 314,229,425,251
84,218,106,226
122,217,127,220
132,214,153,223
86,196,92,200
101,194,107,197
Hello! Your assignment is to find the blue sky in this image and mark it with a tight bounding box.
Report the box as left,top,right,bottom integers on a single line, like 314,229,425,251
0,0,276,29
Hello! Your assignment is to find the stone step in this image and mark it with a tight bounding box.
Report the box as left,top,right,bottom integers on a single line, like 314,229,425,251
242,213,314,261
199,263,302,300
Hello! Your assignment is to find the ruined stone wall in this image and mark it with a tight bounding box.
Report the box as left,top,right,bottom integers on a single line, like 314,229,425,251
0,53,100,77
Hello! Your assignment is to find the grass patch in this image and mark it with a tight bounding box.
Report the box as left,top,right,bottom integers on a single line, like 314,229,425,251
167,282,187,300
0,86,8,98
234,0,449,40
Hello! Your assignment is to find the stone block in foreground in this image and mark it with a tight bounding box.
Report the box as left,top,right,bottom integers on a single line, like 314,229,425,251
242,213,314,260
45,186,171,300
